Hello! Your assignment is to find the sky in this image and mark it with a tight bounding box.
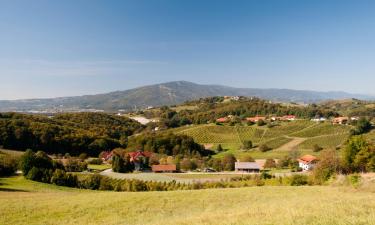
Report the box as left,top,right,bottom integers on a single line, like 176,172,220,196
1,0,375,100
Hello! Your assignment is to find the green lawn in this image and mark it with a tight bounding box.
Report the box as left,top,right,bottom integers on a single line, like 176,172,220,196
87,164,112,171
1,176,375,225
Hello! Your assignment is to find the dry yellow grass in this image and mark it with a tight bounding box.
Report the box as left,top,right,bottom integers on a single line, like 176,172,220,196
1,176,375,225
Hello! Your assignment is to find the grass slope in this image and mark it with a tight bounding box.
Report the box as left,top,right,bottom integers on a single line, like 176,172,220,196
1,176,375,225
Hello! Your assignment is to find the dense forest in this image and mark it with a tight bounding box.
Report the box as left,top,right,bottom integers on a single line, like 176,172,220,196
0,112,144,156
126,132,211,157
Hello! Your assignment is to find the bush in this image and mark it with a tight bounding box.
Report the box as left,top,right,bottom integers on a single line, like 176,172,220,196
64,158,88,172
87,158,103,165
313,144,323,152
289,174,309,186
264,159,276,168
257,120,266,126
0,154,18,177
243,140,253,150
259,144,271,152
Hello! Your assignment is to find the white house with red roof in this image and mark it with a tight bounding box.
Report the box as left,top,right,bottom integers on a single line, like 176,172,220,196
298,155,318,171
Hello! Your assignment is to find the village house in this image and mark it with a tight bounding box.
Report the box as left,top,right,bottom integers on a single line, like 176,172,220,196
235,162,261,173
311,117,326,122
128,150,153,171
216,117,229,123
298,155,318,171
152,164,177,173
332,116,349,125
246,116,266,123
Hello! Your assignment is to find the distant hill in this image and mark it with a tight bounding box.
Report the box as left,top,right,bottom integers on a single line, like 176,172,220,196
0,81,373,112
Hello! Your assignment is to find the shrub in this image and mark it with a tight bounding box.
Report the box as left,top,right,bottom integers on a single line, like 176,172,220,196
313,144,323,152
64,158,88,172
243,140,253,150
257,120,266,126
289,174,309,186
312,149,339,184
0,154,18,177
87,158,103,165
264,159,276,168
259,144,271,152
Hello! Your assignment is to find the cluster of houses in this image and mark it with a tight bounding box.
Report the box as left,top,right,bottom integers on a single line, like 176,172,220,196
216,115,297,123
101,150,178,173
217,114,360,125
101,149,318,174
234,154,318,172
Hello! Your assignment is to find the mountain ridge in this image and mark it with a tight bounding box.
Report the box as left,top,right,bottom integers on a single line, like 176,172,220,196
0,81,373,112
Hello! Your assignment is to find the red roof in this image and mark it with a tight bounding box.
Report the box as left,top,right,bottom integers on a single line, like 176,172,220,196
298,155,317,164
216,117,228,123
246,116,266,122
152,164,177,172
128,151,153,161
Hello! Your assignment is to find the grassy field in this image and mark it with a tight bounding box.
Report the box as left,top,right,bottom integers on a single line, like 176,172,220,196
100,170,246,183
1,176,375,225
87,164,112,171
173,121,351,158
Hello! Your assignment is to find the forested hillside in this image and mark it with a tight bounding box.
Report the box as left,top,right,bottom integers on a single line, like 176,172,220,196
0,113,144,156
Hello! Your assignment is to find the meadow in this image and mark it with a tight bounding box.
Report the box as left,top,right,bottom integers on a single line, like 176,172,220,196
1,176,375,225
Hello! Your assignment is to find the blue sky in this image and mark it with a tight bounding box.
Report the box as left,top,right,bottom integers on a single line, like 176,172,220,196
1,0,375,100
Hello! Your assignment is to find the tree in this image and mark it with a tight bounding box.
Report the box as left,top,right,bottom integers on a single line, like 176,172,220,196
222,153,236,171
312,149,340,184
257,120,266,126
342,136,369,173
313,144,323,152
112,154,125,173
20,149,36,176
243,140,253,150
264,159,276,168
216,144,224,152
259,144,271,152
351,117,372,135
180,158,193,171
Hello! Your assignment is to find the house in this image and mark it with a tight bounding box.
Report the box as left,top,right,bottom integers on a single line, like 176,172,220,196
235,162,261,173
311,117,326,122
101,151,113,161
350,116,359,121
246,116,266,123
332,117,349,125
283,115,296,121
298,155,318,171
152,164,177,173
216,117,229,123
128,150,153,171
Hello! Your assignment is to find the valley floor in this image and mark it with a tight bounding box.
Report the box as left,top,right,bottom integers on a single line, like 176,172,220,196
1,176,375,225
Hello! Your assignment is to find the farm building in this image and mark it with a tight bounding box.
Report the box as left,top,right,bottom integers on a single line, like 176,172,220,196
246,116,266,123
235,162,261,173
152,164,177,173
332,117,349,125
298,155,318,171
216,117,229,123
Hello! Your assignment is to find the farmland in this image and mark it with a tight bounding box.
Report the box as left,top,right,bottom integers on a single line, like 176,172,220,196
174,120,351,158
1,176,375,225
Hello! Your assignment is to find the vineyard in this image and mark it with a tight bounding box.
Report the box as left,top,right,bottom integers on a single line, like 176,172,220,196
173,120,353,158
298,133,350,150
291,123,350,138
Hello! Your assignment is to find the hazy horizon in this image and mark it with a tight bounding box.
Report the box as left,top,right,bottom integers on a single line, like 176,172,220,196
1,0,375,100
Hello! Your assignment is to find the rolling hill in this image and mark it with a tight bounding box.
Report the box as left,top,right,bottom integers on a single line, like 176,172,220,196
0,81,373,112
